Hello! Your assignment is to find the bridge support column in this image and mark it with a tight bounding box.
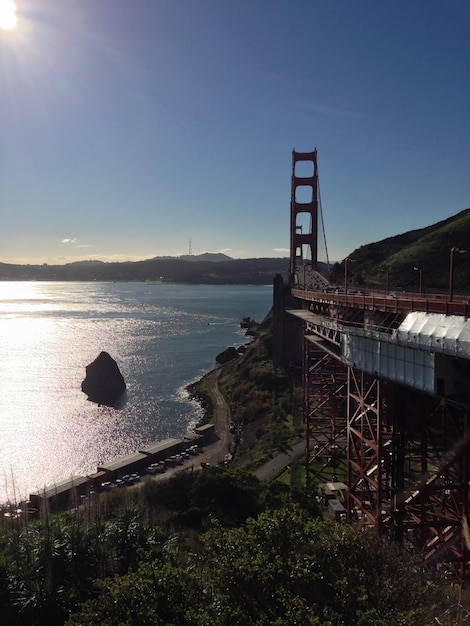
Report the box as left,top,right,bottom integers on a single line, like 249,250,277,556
392,393,470,582
346,370,393,533
303,335,347,487
347,373,470,583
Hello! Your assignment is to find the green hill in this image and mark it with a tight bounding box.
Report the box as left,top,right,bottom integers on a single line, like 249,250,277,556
329,208,470,293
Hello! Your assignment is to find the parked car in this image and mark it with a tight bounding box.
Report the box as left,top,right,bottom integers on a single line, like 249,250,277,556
100,481,116,491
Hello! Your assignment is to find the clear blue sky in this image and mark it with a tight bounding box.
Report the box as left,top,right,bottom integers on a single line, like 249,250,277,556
0,0,469,265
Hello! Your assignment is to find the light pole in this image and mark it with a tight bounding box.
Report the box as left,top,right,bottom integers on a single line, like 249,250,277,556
449,247,467,302
413,266,423,296
344,257,355,295
384,270,390,291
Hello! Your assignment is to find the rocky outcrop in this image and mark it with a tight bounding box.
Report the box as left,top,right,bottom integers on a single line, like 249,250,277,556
215,343,249,364
240,316,258,329
81,351,126,407
216,346,239,365
240,316,260,336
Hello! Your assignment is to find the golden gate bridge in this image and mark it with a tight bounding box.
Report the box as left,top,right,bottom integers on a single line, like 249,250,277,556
275,149,470,584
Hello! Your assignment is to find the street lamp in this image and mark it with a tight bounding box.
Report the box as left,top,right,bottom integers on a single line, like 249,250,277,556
449,247,467,302
413,266,423,296
383,269,390,291
344,257,355,295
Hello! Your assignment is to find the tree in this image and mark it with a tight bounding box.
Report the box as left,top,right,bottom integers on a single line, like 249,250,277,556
186,467,262,527
66,562,207,626
200,507,453,625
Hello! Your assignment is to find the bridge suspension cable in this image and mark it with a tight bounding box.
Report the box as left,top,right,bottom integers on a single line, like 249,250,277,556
317,175,331,276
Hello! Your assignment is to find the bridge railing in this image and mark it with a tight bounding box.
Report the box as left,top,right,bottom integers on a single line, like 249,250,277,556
292,287,470,317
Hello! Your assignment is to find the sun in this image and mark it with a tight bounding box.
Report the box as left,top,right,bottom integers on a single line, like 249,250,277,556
0,0,18,31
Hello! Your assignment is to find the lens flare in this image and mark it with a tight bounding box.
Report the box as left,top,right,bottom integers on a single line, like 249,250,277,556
0,0,18,31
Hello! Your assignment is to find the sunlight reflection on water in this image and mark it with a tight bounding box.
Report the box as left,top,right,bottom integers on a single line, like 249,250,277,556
0,281,272,503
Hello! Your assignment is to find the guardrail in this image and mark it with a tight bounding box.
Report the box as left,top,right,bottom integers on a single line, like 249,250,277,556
292,287,470,317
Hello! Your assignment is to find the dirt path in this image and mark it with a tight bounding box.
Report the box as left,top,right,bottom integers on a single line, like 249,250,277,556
199,369,304,476
198,366,232,466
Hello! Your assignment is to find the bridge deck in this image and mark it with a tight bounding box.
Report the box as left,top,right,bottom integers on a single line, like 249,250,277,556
292,287,470,317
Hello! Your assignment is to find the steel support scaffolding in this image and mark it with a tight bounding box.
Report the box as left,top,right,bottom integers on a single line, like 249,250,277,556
390,392,470,581
303,341,470,581
304,334,347,486
347,369,392,533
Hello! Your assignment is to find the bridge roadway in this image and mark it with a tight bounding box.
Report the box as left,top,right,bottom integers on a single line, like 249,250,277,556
292,286,470,317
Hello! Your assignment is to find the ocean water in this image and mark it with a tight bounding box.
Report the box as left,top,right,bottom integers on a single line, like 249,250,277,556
0,282,273,504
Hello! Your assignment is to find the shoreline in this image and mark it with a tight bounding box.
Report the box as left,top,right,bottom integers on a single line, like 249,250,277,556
1,366,233,513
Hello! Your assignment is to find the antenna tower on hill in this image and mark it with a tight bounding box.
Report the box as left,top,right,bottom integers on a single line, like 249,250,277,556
188,239,192,256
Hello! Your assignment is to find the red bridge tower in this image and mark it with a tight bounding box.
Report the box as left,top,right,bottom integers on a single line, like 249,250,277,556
290,149,319,281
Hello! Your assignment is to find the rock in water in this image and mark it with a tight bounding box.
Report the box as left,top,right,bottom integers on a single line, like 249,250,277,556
81,351,126,407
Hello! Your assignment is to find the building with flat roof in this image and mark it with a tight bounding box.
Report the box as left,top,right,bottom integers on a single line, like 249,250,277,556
194,423,215,441
139,438,184,458
97,452,149,477
30,475,89,511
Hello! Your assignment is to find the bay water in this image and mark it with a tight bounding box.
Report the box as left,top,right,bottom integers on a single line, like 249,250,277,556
0,282,273,504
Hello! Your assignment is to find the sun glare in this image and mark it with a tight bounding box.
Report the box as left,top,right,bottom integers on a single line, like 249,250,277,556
0,0,18,31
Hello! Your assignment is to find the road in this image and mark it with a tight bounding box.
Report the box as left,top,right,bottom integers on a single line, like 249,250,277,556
145,365,302,483
190,366,305,478
200,366,233,466
253,439,305,480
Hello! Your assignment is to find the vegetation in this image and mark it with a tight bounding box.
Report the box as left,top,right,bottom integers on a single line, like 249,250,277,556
217,311,304,473
329,207,470,293
0,471,456,625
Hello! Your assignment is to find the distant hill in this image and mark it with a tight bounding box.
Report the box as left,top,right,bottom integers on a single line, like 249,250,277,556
0,254,289,284
149,252,233,263
329,208,470,294
175,252,233,263
3,209,470,291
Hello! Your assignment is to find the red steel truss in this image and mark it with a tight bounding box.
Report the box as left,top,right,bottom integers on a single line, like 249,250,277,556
304,346,470,581
304,334,347,485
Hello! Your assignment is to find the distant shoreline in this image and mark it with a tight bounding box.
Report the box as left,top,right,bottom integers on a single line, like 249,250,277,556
0,256,289,285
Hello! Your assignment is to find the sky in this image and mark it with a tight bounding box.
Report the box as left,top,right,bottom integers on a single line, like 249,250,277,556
0,0,469,265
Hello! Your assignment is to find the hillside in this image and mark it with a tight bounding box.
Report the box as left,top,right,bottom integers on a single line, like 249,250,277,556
0,254,289,284
329,208,470,293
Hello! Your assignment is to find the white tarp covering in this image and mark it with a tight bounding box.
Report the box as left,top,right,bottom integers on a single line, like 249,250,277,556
342,333,435,393
394,312,470,359
341,312,470,393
